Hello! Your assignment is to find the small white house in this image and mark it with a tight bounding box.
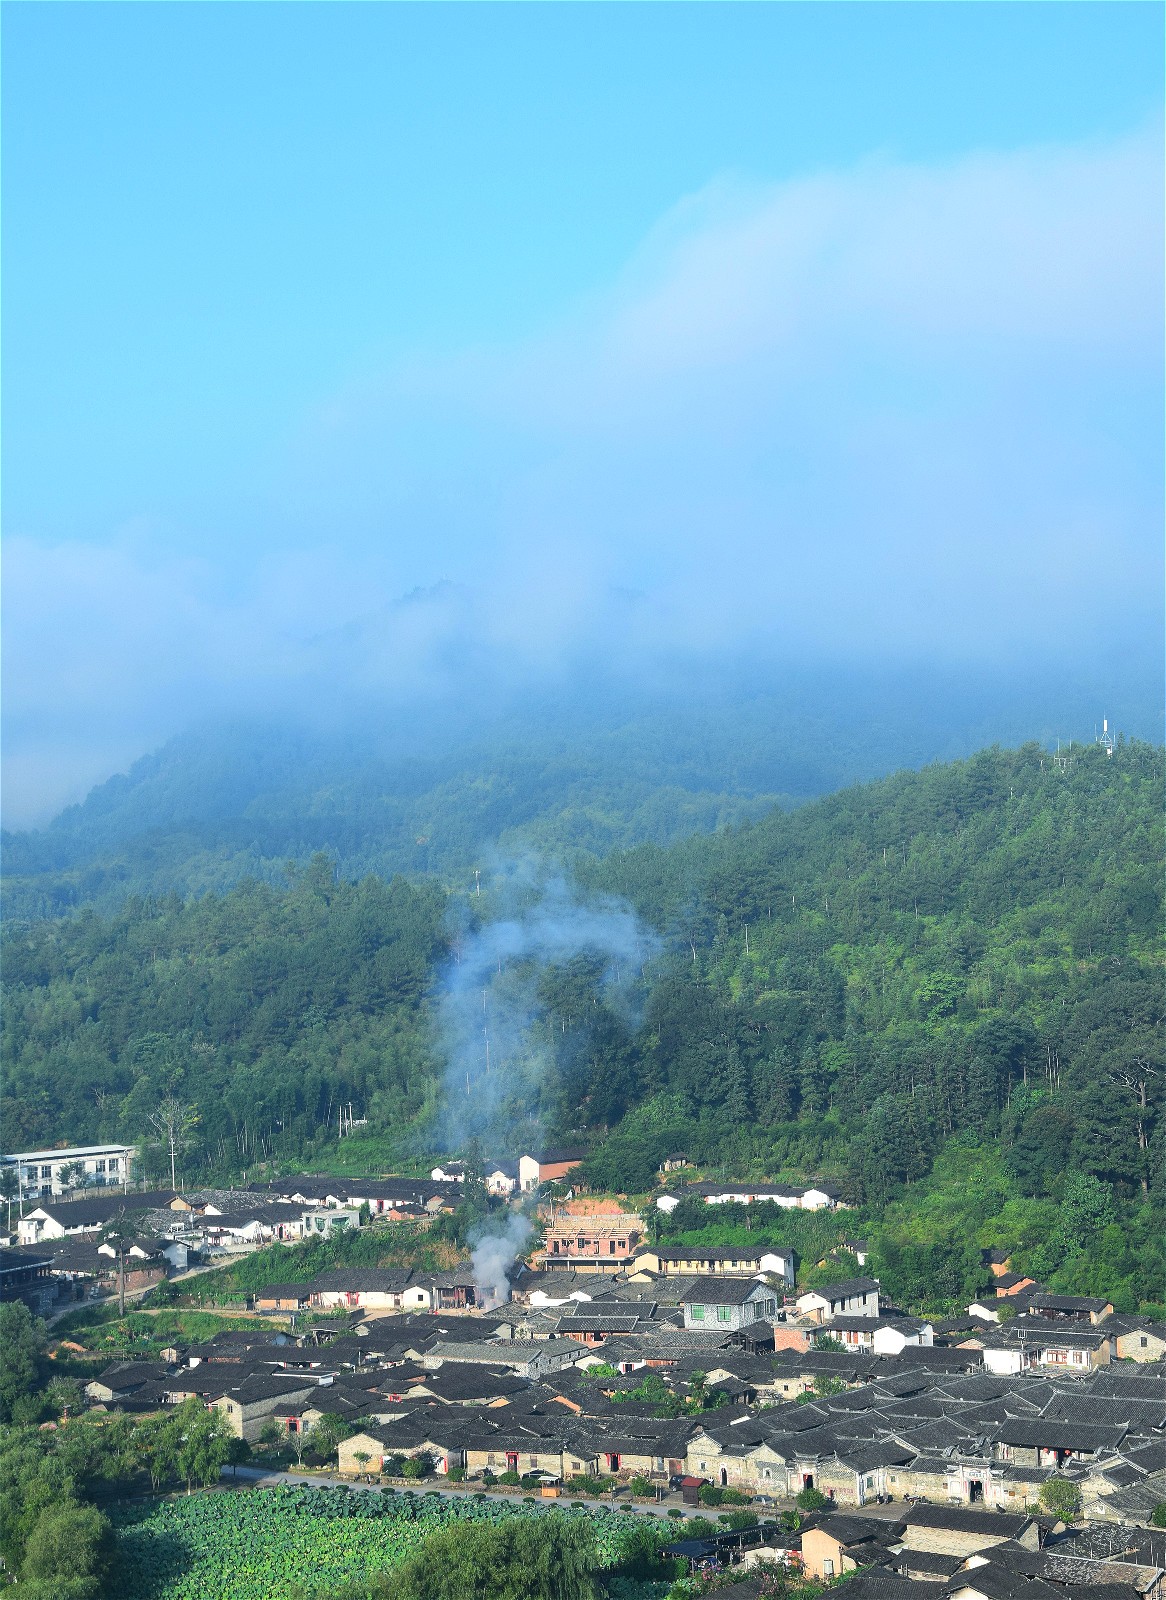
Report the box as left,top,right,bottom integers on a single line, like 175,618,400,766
829,1314,933,1354
430,1162,466,1183
485,1163,519,1197
872,1318,933,1355
795,1277,880,1323
981,1344,1025,1376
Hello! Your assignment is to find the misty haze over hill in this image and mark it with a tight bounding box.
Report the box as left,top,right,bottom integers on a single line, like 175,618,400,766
3,651,1159,919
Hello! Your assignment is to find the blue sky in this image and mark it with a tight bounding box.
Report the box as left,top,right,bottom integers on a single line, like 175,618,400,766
3,3,1163,820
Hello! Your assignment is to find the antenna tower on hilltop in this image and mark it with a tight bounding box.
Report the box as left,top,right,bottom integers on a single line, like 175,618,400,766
1097,717,1117,757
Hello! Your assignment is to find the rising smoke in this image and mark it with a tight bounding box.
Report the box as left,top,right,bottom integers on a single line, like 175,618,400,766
434,860,658,1308
470,1212,534,1310
435,858,659,1154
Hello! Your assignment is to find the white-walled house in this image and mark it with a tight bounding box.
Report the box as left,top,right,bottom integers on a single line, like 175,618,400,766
631,1246,794,1286
485,1163,519,1197
518,1150,585,1192
16,1189,180,1245
430,1162,466,1183
795,1278,881,1323
829,1314,934,1354
308,1268,424,1312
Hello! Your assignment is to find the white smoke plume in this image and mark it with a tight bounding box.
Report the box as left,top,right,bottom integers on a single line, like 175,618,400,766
470,1212,534,1310
436,858,659,1152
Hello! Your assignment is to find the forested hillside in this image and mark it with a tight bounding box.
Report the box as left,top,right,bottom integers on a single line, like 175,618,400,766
4,664,1140,920
578,739,1163,1202
3,740,1162,1310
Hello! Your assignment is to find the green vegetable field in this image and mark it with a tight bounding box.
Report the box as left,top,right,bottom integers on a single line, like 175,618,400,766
115,1485,661,1600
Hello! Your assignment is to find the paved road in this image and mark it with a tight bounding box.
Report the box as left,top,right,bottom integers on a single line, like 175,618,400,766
220,1465,714,1521
218,1467,911,1525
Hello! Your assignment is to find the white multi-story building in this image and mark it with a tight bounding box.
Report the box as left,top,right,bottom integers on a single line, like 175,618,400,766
3,1144,135,1200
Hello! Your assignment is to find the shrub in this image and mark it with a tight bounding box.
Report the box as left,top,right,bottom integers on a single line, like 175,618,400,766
666,1508,685,1520
1039,1477,1082,1523
568,1474,608,1497
697,1485,724,1507
682,1517,720,1541
446,1467,466,1483
497,1471,522,1486
796,1487,828,1512
628,1475,655,1498
1150,1504,1166,1529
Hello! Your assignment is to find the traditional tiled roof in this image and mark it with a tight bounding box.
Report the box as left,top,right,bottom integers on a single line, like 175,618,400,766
799,1276,880,1301
905,1504,1032,1537
681,1277,771,1306
310,1268,414,1293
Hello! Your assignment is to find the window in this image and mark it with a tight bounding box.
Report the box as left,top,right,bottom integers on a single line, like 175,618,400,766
109,1158,120,1171
96,1160,106,1173
824,1561,835,1577
717,1306,732,1322
1140,1337,1148,1349
40,1166,52,1179
691,1305,705,1321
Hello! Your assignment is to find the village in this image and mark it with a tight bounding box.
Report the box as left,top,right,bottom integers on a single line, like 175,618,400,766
2,1139,1164,1594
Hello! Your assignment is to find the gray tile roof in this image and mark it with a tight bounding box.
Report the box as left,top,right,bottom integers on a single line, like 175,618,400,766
681,1278,770,1306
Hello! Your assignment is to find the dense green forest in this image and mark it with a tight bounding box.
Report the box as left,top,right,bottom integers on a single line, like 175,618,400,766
3,740,1162,1311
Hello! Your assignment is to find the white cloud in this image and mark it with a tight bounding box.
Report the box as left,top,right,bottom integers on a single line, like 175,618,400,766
4,126,1161,823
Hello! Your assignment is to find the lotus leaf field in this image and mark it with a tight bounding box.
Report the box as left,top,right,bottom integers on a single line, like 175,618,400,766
116,1485,665,1600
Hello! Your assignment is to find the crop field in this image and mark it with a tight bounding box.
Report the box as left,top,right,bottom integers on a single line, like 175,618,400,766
116,1484,664,1600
